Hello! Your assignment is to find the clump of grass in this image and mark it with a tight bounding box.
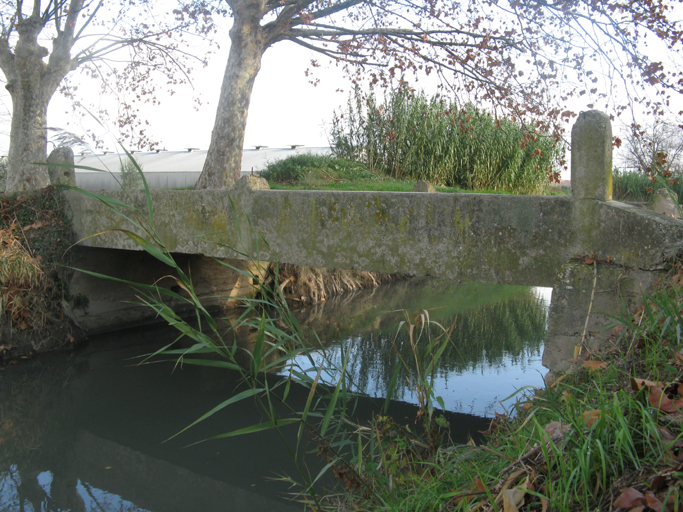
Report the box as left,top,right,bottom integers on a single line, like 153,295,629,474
261,153,377,184
331,87,564,194
0,225,49,331
261,153,518,193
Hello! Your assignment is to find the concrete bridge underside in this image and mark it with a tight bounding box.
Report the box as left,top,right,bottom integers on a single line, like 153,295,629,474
62,111,683,374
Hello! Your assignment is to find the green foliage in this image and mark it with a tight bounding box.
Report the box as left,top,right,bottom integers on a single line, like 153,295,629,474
262,153,523,193
330,87,563,194
261,153,377,184
613,168,683,204
119,158,145,191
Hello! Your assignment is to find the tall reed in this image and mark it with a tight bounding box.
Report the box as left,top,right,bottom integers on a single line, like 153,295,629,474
613,168,683,203
330,87,562,194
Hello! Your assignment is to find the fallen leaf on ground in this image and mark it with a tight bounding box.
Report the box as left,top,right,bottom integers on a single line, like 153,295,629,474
544,421,571,438
631,377,664,391
614,487,646,508
583,409,602,427
648,386,683,414
502,488,525,512
583,360,607,370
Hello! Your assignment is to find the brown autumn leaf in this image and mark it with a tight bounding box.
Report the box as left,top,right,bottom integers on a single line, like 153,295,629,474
631,377,664,391
583,409,602,427
540,496,548,512
544,421,571,438
611,325,625,336
613,487,646,508
645,492,664,511
648,386,681,414
673,351,683,365
502,488,525,512
583,360,607,370
584,255,596,265
650,474,667,492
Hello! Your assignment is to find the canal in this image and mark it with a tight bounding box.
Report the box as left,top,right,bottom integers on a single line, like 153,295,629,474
0,278,550,512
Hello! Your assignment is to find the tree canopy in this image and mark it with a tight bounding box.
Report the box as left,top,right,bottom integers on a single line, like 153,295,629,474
621,120,683,175
193,0,683,189
0,0,211,192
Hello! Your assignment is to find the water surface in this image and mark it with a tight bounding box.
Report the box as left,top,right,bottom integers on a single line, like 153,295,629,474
0,278,549,511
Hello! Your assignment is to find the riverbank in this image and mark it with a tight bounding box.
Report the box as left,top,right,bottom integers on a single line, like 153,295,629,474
0,187,84,359
334,261,683,511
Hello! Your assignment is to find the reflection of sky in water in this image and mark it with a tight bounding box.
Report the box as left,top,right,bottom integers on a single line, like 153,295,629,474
283,287,551,417
77,480,150,512
0,468,149,512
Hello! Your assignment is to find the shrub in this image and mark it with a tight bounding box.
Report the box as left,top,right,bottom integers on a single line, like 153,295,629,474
261,153,375,184
330,87,563,194
119,158,144,191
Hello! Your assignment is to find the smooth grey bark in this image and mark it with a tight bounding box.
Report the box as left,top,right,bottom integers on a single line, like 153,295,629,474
195,2,268,190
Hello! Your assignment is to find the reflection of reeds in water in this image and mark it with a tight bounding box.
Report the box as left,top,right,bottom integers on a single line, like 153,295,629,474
316,288,548,401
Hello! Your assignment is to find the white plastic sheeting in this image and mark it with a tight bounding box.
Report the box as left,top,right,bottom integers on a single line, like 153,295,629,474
74,147,331,190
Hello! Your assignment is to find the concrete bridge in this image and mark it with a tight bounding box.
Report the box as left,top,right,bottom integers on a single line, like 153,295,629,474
62,111,683,373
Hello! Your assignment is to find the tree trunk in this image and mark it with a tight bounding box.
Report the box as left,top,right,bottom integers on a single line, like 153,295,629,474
4,18,59,193
5,83,51,193
195,9,267,190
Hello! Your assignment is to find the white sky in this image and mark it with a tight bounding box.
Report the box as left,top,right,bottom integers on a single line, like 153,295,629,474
44,33,351,153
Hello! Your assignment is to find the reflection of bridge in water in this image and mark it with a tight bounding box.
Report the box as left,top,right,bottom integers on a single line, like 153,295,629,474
63,111,683,373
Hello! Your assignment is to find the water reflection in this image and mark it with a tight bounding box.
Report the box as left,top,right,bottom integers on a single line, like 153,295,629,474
0,277,545,511
285,279,550,415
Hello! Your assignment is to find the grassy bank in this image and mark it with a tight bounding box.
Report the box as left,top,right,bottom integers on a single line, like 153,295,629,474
334,264,683,511
261,154,568,195
330,88,561,194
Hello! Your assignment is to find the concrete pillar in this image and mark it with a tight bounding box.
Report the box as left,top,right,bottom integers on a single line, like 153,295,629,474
544,112,620,376
571,110,613,201
47,147,76,187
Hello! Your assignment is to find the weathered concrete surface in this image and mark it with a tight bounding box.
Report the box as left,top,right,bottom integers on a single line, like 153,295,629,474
571,110,612,201
47,146,76,186
63,188,575,287
543,262,661,373
59,111,683,372
653,188,680,218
